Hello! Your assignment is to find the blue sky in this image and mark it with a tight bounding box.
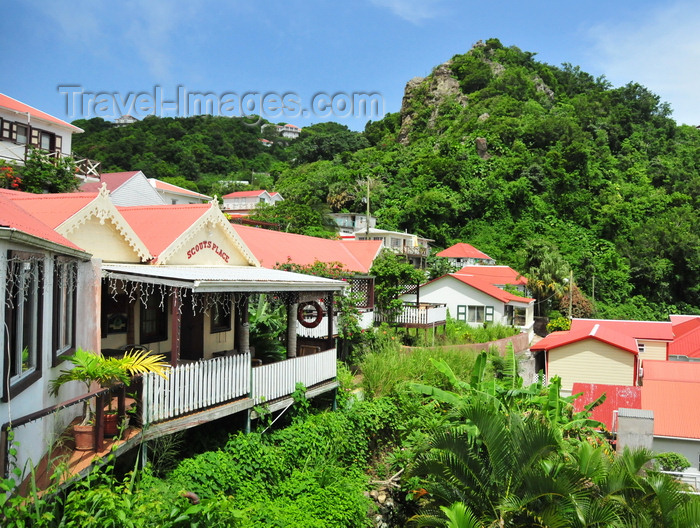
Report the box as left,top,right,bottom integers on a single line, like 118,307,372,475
2,0,699,131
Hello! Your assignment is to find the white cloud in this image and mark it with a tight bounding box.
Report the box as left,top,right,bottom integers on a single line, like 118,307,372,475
588,1,700,126
369,0,445,24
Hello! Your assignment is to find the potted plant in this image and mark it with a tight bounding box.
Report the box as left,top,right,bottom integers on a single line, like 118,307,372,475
50,348,169,450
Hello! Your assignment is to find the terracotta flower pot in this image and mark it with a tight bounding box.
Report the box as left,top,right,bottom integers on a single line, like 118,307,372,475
104,413,120,437
73,424,95,451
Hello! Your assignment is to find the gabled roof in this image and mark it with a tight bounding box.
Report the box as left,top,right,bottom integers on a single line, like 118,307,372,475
117,203,258,265
0,93,83,132
80,171,142,193
0,194,83,251
0,189,97,228
570,318,674,341
232,224,382,273
530,323,639,354
455,265,526,286
148,178,212,200
669,317,700,358
222,190,268,199
572,383,642,431
446,273,535,304
437,243,492,260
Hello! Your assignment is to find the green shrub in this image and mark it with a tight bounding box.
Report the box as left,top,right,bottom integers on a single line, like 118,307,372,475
655,452,691,472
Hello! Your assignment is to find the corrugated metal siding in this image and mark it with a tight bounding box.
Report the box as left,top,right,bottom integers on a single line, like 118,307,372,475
572,383,642,430
113,177,165,206
549,340,635,391
642,380,700,439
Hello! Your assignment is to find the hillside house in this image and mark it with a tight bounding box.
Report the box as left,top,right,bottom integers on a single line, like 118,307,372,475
0,93,99,179
437,243,495,267
329,213,377,239
353,228,432,268
222,190,283,215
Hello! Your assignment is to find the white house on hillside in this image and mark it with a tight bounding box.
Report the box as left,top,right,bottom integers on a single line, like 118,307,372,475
353,228,432,268
0,93,82,167
222,190,283,215
437,243,495,267
330,213,377,239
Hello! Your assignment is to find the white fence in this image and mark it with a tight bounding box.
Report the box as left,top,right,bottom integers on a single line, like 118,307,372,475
142,353,251,425
376,304,447,326
252,348,337,404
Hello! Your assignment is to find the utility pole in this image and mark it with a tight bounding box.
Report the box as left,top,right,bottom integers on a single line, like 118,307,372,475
365,176,370,238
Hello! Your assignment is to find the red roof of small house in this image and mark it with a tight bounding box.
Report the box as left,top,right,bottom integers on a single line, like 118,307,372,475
282,124,300,129
232,224,382,273
572,383,642,431
222,190,267,199
641,378,700,439
148,179,212,200
0,93,83,132
447,273,535,304
454,265,527,286
570,318,674,341
117,204,210,257
530,323,639,354
0,189,97,228
0,194,82,250
437,243,492,260
669,318,700,358
80,171,141,193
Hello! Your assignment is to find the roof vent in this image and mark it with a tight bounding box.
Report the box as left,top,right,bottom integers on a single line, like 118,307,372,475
590,323,600,336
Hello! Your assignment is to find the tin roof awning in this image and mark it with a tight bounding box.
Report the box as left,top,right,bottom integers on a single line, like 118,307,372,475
102,264,346,293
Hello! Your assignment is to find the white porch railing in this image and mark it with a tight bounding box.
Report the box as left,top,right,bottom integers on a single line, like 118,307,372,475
252,348,337,404
297,314,337,338
376,303,447,326
142,352,251,425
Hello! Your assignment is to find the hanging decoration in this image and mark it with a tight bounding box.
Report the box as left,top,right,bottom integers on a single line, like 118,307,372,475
297,300,324,328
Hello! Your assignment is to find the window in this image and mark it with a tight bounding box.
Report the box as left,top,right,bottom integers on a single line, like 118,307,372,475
101,282,129,337
52,258,77,364
140,290,168,343
637,343,645,354
15,124,28,145
210,299,232,333
4,252,43,400
40,131,53,151
468,306,485,323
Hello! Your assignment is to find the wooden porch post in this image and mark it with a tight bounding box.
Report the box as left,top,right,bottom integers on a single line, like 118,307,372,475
287,300,298,358
171,287,181,368
327,292,335,351
238,295,250,355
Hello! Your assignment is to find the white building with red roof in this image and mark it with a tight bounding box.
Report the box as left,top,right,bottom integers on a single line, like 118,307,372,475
437,242,495,267
148,178,212,205
403,268,535,338
0,93,83,167
276,123,301,139
221,189,283,215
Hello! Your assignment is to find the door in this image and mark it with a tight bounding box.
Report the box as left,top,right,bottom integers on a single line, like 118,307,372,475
180,308,204,360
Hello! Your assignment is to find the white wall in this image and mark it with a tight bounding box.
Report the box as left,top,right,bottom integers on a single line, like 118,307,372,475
112,174,165,206
416,277,507,325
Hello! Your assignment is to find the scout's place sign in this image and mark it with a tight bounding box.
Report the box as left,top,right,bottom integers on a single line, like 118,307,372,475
186,240,230,263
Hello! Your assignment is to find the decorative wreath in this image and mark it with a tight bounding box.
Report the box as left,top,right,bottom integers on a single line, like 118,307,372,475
297,300,324,328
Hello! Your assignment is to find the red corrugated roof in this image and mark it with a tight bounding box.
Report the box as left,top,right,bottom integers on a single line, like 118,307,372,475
222,190,267,199
0,189,97,228
669,318,700,358
454,265,527,286
0,194,82,250
0,93,83,132
436,243,492,260
118,204,210,256
642,379,700,439
572,383,642,430
447,273,535,304
79,171,141,193
233,224,382,273
531,323,638,354
571,318,674,341
642,359,700,382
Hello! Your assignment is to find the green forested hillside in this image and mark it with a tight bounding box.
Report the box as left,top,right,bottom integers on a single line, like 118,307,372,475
72,39,700,318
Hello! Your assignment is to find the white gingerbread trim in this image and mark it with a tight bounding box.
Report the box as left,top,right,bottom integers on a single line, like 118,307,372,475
157,202,260,266
56,183,152,262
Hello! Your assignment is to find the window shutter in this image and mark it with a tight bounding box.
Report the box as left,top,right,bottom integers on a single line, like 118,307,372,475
485,306,494,322
30,128,40,147
55,135,62,154
457,305,467,321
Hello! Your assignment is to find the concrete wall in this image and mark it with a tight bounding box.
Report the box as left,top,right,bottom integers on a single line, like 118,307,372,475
653,437,700,470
